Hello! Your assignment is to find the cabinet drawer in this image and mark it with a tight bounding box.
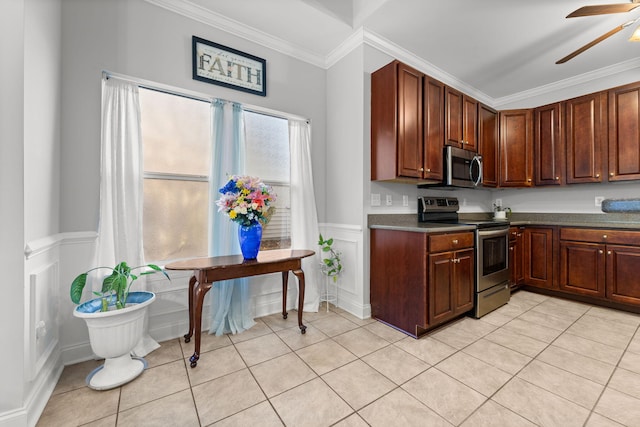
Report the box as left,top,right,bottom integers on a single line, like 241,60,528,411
560,228,640,245
429,232,474,252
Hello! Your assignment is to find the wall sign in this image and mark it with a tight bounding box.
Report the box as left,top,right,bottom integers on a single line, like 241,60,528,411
192,36,266,97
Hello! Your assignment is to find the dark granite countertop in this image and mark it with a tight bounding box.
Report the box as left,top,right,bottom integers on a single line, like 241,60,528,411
369,212,640,232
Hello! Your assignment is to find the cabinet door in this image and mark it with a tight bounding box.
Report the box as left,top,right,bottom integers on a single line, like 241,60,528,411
479,104,499,187
534,103,564,186
559,241,606,297
608,83,640,182
423,76,445,181
499,109,533,187
445,87,464,148
524,227,556,289
463,96,478,152
565,92,607,184
397,63,424,178
606,245,640,305
429,252,454,325
453,248,475,314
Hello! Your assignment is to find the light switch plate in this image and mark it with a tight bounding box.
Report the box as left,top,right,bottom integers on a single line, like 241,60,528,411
371,193,381,206
386,194,393,206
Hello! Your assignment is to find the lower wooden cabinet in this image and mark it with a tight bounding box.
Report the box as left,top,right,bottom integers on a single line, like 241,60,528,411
429,248,474,325
370,228,474,337
559,228,640,306
523,227,556,289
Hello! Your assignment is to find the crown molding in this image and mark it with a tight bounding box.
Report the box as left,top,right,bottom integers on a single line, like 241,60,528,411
493,56,640,108
144,0,327,68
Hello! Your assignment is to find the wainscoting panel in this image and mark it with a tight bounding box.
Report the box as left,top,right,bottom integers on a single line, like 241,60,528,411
28,262,59,381
319,223,369,319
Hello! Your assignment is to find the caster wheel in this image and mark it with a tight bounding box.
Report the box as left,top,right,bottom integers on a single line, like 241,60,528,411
283,313,288,319
184,336,191,343
190,361,197,368
300,326,307,334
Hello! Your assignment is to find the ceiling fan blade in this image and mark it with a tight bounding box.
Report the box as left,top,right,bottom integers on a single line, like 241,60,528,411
567,3,640,18
556,24,626,63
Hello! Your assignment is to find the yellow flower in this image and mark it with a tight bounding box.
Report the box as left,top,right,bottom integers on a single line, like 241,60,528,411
229,211,237,219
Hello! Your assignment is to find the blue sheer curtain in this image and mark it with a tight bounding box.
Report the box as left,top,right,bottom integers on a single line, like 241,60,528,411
208,100,256,335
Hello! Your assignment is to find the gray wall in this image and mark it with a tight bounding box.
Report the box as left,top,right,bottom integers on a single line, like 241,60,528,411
60,0,328,233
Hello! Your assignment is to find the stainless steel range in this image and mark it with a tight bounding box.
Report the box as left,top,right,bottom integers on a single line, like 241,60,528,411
418,196,510,318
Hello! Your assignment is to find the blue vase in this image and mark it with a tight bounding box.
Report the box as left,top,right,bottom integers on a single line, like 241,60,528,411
238,222,262,259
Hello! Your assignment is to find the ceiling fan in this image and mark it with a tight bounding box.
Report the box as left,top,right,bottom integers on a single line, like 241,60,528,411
556,0,640,64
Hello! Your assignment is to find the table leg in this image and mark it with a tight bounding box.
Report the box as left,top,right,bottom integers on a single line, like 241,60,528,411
183,275,197,343
281,271,289,320
189,281,212,368
292,268,307,334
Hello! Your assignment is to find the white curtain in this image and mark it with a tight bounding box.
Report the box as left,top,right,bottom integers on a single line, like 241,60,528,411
208,100,256,335
289,120,320,312
96,78,158,356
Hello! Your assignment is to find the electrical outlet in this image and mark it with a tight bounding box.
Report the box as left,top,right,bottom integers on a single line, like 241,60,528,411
371,193,381,206
402,195,409,207
386,194,393,206
595,196,604,207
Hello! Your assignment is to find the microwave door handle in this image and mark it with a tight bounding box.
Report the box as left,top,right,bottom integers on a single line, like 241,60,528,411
470,156,482,186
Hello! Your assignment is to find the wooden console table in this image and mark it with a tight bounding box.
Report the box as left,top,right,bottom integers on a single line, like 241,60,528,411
165,249,314,367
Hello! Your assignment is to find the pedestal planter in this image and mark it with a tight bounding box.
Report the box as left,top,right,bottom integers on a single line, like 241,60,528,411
74,291,155,390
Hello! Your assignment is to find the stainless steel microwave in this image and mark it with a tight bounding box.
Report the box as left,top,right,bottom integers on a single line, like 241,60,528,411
421,146,482,188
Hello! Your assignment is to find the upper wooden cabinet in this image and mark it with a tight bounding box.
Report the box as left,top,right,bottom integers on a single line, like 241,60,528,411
478,104,499,188
565,92,607,184
499,109,533,187
534,102,564,186
445,87,478,152
371,61,423,181
423,76,446,181
609,82,640,182
371,60,443,183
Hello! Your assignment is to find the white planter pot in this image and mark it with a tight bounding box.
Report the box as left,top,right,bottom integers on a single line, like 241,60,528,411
74,291,155,390
494,210,507,220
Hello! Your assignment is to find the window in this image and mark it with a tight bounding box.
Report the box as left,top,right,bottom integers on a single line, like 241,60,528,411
139,88,291,262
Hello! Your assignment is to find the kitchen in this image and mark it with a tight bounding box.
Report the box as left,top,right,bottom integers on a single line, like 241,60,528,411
6,0,640,425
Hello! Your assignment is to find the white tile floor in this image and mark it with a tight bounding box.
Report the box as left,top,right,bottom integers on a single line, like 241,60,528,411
39,291,640,426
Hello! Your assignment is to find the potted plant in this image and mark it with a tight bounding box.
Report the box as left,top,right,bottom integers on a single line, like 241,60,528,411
318,234,343,311
493,203,511,220
70,261,169,390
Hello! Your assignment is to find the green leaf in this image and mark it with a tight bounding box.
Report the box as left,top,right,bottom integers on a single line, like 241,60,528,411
70,273,88,304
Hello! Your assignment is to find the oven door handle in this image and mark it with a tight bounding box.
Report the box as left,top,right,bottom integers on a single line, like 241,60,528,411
478,228,509,238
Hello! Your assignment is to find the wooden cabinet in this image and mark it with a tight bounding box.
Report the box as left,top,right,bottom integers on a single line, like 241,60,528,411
499,109,533,187
423,76,446,181
428,233,474,324
560,228,640,306
509,226,524,289
370,229,474,337
523,226,556,289
608,82,640,182
534,102,564,186
371,61,423,181
565,92,607,184
370,229,427,336
445,87,477,151
371,60,444,183
479,104,499,188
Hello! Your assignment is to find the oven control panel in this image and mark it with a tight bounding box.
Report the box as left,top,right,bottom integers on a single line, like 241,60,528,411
418,197,459,212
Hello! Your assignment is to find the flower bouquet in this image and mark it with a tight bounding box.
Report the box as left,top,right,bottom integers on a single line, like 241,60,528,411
216,175,277,259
